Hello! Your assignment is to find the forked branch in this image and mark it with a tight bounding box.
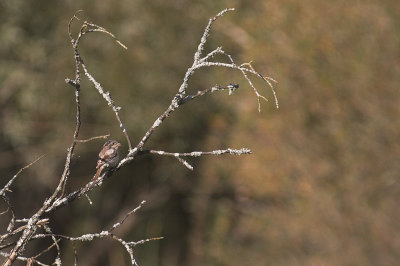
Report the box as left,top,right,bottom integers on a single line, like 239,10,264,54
1,8,277,266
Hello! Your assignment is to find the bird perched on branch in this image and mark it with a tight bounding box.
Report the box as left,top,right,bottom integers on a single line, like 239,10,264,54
93,140,121,181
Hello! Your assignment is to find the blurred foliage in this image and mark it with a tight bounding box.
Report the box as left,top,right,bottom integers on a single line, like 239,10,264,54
1,0,400,265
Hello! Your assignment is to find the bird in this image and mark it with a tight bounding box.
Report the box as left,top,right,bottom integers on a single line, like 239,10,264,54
93,140,121,181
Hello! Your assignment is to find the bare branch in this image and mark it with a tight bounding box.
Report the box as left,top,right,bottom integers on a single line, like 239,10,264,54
38,201,160,266
199,46,224,63
138,148,251,170
30,238,61,264
146,148,252,157
0,219,49,245
2,10,86,263
41,225,61,265
72,244,78,266
67,10,83,43
2,197,15,234
0,252,48,266
1,8,276,265
195,54,279,111
181,8,235,96
0,155,45,197
109,200,146,232
179,83,239,105
83,21,127,50
175,157,194,171
118,8,276,169
81,63,132,150
193,8,235,65
74,134,110,143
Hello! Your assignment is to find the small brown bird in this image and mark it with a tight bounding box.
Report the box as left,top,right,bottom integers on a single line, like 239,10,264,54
93,140,121,181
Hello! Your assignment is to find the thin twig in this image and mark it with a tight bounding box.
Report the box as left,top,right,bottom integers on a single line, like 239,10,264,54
144,148,252,157
138,148,251,170
39,201,157,266
0,252,48,266
83,21,127,50
72,243,78,266
109,200,146,232
75,134,110,143
0,219,49,245
2,197,15,233
193,8,235,66
42,225,61,265
0,155,45,197
81,63,132,150
179,83,239,105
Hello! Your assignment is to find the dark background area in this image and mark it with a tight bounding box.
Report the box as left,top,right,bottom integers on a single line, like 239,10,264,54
1,0,399,265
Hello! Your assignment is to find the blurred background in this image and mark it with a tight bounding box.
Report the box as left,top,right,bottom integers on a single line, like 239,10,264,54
1,0,399,265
